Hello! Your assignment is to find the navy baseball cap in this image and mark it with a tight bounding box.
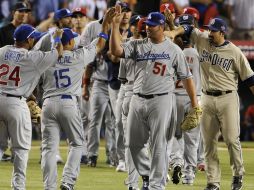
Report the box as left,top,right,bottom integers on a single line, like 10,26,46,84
178,14,194,25
130,15,142,26
144,12,165,26
14,24,41,42
204,18,227,32
61,28,78,45
54,9,73,21
13,2,31,12
116,2,131,12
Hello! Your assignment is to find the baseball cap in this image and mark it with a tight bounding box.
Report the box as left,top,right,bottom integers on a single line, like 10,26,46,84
72,7,86,16
138,17,147,33
14,24,41,42
183,7,200,21
54,9,73,21
13,2,31,12
160,3,175,14
204,18,227,32
130,15,142,26
144,12,165,26
116,2,131,12
61,28,78,45
178,14,194,25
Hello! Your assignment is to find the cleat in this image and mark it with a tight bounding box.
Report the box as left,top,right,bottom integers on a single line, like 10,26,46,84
87,156,97,167
80,155,88,165
172,165,182,184
116,161,127,172
1,153,12,161
60,182,74,190
204,184,220,190
56,155,64,165
142,176,149,190
231,176,243,190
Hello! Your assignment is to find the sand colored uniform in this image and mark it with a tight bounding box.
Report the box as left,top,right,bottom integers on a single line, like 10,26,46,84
190,28,254,186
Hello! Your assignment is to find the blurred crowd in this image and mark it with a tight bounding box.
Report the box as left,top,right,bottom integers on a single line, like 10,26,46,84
0,0,254,40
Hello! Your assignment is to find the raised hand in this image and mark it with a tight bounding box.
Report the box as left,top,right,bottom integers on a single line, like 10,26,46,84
112,5,124,25
103,7,117,25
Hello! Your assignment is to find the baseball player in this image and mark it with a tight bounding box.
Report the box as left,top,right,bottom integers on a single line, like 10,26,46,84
182,6,206,172
0,24,62,190
40,10,113,189
119,16,148,190
81,17,117,167
169,14,202,185
111,8,199,190
167,17,254,190
34,8,75,165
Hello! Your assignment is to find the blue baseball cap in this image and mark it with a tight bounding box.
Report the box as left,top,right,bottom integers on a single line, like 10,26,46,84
178,14,194,25
54,9,73,21
116,2,131,12
204,18,227,32
61,28,78,45
14,24,41,42
130,15,142,26
144,12,165,26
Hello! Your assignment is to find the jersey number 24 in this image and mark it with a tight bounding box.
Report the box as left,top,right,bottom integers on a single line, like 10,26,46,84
0,64,20,86
54,68,71,88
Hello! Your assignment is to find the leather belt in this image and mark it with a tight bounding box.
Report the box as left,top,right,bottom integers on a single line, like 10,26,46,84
95,79,108,84
202,90,232,97
134,92,168,99
1,93,22,99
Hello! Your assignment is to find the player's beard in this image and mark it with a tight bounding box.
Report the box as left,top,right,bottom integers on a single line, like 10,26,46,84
208,36,214,44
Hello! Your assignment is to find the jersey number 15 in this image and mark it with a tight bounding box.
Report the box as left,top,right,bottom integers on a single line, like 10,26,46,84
54,68,71,88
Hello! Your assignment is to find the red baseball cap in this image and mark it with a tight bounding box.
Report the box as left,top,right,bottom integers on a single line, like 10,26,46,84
183,7,200,21
72,7,86,16
160,3,175,14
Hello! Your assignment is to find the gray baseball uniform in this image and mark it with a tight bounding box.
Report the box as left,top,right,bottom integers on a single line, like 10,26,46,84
119,56,141,188
41,43,97,189
81,20,116,165
122,37,192,189
171,47,202,184
0,45,58,189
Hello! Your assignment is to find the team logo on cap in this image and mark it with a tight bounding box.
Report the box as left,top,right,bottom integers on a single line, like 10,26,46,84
183,15,189,20
148,14,152,19
159,19,164,24
210,19,215,25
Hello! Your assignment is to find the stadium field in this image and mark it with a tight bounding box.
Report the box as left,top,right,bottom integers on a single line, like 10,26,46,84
0,141,254,190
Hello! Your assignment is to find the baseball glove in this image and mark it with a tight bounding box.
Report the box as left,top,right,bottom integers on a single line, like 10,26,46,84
180,106,202,131
27,100,41,123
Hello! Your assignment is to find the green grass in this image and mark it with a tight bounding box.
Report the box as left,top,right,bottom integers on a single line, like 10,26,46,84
0,141,254,190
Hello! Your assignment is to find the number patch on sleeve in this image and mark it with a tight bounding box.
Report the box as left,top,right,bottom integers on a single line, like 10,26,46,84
0,64,21,86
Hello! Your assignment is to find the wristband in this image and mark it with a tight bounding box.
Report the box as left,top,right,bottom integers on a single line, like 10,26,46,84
98,32,109,40
54,37,61,43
